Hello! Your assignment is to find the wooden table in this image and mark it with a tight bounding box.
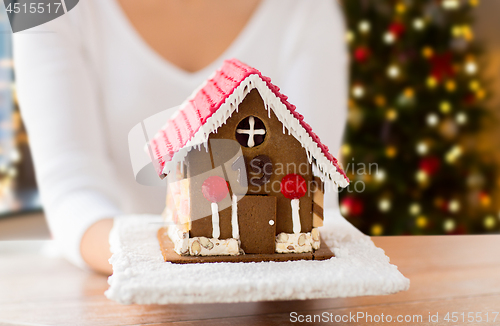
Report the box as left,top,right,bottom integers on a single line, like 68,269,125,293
1,235,499,325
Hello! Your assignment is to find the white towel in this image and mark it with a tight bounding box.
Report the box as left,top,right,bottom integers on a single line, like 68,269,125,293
105,210,409,304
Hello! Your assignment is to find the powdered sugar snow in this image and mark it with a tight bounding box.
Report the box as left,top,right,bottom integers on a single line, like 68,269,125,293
105,211,409,304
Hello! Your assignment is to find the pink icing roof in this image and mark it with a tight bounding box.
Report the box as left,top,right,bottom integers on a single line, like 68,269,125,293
149,59,348,183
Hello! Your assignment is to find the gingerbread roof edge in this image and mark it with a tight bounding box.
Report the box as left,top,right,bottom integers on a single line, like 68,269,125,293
149,59,349,187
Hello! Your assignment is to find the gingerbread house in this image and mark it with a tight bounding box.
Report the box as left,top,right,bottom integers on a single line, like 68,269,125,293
150,59,349,263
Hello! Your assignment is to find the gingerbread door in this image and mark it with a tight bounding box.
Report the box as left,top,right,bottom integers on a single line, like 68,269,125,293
237,195,276,254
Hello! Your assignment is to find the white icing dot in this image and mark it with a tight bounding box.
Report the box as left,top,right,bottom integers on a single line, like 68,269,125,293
269,220,275,226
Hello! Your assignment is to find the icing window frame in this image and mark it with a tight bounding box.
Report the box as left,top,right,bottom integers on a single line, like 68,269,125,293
235,115,267,148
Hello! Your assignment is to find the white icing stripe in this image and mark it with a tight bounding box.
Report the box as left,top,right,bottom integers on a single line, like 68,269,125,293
211,202,220,239
231,194,239,239
291,198,301,234
162,74,349,188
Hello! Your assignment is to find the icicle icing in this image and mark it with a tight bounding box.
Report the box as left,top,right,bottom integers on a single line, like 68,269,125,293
156,67,349,188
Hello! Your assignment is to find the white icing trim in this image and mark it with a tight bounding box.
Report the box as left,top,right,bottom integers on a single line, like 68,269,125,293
211,202,220,239
291,199,301,234
231,194,239,239
312,162,323,178
161,74,349,187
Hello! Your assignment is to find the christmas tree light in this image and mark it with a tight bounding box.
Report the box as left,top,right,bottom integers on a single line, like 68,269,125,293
341,0,498,235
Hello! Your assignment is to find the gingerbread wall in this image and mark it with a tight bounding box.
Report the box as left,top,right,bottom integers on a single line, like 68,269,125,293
185,89,316,239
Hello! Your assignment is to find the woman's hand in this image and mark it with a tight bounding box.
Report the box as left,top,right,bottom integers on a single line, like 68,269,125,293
81,219,114,275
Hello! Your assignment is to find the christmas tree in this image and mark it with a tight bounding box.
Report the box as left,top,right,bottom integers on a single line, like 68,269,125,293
0,5,38,215
0,6,16,215
339,0,499,235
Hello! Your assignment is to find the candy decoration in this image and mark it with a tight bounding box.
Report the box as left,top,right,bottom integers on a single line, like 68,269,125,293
202,176,229,203
202,176,229,239
249,154,273,186
280,174,307,199
281,174,307,234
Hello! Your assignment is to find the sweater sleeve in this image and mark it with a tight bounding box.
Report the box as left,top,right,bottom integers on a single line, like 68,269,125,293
278,0,349,211
13,14,123,269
